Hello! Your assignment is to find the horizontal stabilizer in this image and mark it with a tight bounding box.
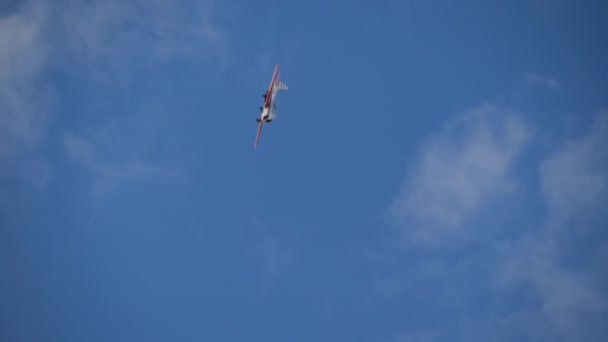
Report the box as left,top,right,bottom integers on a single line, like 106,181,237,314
275,81,288,90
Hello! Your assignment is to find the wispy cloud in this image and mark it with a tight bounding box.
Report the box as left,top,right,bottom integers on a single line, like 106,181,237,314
540,110,608,222
252,234,295,290
59,0,231,82
0,0,229,185
523,72,560,90
64,132,180,198
244,216,296,291
388,104,529,245
498,233,607,340
1,0,231,190
498,110,608,339
378,104,608,341
0,1,52,180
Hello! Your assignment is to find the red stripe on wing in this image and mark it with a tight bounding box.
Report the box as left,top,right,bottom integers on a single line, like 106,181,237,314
263,64,280,108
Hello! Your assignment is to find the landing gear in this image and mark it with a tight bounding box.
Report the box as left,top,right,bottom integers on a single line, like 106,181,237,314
256,117,271,123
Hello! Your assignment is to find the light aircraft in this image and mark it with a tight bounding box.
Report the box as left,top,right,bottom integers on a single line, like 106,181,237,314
254,64,288,149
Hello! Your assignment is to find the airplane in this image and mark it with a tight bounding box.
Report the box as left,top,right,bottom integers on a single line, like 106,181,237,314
254,63,288,149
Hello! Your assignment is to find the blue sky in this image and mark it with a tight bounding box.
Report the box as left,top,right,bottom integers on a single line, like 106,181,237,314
1,0,607,341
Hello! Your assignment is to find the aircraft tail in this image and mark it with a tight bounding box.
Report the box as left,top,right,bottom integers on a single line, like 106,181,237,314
275,81,288,90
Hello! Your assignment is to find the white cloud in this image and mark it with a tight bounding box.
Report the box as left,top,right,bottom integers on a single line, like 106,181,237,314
1,0,231,189
59,0,231,82
497,232,607,339
540,111,608,222
253,234,295,290
378,106,608,341
64,132,179,198
496,111,608,339
388,104,529,245
523,72,560,90
50,0,233,200
0,1,52,176
244,217,296,291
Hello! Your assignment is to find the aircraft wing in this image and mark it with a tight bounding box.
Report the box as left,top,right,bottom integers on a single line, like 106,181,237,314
263,64,280,108
254,121,263,149
254,64,287,150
